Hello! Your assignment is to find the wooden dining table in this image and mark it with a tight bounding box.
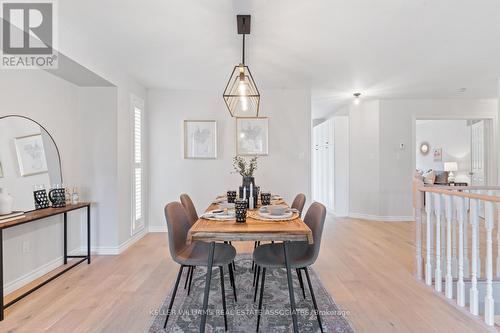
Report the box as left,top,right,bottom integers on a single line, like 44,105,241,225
187,201,313,333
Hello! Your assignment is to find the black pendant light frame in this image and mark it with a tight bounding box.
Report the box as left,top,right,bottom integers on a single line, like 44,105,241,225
223,15,261,117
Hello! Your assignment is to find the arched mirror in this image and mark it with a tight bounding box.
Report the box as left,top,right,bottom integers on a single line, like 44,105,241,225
0,115,62,212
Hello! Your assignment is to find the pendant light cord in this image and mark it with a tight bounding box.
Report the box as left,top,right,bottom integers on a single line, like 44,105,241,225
242,33,245,65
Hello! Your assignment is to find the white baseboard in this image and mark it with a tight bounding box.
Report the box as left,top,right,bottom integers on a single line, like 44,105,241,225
148,225,167,233
349,212,414,222
4,227,149,293
331,209,348,217
4,248,82,294
119,227,148,253
91,227,148,255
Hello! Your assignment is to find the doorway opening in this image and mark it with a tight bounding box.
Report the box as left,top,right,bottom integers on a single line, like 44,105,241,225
415,119,494,186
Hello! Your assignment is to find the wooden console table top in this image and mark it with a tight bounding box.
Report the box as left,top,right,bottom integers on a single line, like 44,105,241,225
0,203,91,230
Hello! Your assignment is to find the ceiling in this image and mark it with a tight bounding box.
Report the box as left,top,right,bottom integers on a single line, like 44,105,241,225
59,0,500,118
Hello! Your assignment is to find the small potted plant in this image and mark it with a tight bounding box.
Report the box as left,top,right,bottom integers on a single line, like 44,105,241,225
233,156,258,187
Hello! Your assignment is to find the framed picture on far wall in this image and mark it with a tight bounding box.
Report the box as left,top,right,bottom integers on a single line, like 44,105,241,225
14,134,49,177
432,148,443,162
236,117,269,156
184,120,217,159
433,148,442,161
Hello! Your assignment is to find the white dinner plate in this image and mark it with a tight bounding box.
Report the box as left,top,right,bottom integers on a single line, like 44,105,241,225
202,209,235,220
257,210,294,220
212,197,228,204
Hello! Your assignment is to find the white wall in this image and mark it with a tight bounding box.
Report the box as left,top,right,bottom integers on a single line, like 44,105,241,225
333,98,498,221
348,100,381,218
148,89,311,230
77,87,119,250
333,116,349,216
0,70,82,292
379,99,497,218
415,119,471,183
57,24,148,247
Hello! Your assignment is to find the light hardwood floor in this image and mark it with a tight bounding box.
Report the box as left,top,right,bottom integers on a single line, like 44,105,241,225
0,216,494,333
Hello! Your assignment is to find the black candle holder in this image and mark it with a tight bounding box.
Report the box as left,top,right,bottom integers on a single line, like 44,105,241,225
49,188,66,208
235,199,247,223
261,192,271,206
34,189,50,209
227,191,237,203
254,186,260,206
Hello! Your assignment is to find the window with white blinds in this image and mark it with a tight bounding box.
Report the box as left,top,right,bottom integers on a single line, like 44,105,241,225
132,98,145,234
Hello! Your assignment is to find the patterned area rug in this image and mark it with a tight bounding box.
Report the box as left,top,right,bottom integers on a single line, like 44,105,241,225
149,255,355,332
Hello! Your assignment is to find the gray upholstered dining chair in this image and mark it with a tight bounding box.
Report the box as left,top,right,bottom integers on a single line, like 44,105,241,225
252,202,327,332
163,202,237,331
180,193,198,225
179,193,199,293
180,194,238,296
291,193,306,218
252,193,307,287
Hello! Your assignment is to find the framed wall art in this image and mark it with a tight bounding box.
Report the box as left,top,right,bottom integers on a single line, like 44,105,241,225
432,148,442,162
14,134,49,177
236,117,268,156
184,120,217,159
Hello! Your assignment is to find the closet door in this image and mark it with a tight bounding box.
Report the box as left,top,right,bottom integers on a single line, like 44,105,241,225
312,125,321,202
312,120,335,210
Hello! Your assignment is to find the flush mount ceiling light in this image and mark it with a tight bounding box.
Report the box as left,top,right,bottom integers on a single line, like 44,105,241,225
223,15,260,117
353,92,361,105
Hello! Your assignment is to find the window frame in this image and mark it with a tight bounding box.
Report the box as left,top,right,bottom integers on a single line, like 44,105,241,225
131,94,145,235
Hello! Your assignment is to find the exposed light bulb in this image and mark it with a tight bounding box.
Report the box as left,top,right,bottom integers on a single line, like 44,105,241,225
241,96,249,111
353,92,361,105
239,74,249,111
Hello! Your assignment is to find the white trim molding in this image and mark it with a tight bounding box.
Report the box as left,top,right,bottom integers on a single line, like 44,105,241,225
91,227,148,255
4,248,82,294
148,225,167,233
4,228,151,294
349,212,414,222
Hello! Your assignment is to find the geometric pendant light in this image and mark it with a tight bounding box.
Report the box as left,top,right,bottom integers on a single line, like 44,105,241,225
223,15,260,117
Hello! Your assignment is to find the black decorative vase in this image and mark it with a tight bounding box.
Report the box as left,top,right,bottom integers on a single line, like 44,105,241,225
242,176,255,188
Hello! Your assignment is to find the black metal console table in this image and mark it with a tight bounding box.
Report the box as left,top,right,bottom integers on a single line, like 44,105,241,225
0,202,91,321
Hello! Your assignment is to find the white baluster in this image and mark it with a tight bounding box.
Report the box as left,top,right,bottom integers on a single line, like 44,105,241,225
441,214,446,275
452,203,458,278
463,199,470,278
415,188,424,280
434,193,443,292
445,194,453,299
470,198,479,315
425,192,433,286
484,194,494,326
476,191,482,278
457,196,465,307
496,190,500,278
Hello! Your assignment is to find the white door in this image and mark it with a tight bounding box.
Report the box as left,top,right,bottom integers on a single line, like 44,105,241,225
470,120,486,217
470,120,485,186
312,120,334,209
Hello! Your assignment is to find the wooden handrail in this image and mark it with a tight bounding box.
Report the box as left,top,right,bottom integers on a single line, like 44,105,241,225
423,185,500,191
417,186,500,203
